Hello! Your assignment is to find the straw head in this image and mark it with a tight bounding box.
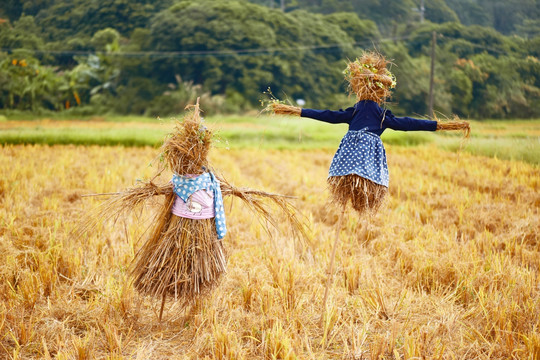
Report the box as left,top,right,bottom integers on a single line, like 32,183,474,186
162,101,213,176
344,51,396,104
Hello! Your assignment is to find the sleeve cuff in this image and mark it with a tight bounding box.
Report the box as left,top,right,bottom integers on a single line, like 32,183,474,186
428,120,438,131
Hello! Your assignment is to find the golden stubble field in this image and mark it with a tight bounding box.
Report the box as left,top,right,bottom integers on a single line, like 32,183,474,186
0,144,539,359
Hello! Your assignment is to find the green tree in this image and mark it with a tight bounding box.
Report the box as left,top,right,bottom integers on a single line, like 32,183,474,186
454,54,540,118
444,0,491,27
0,16,44,50
0,0,22,22
324,12,379,44
407,22,519,58
34,0,164,41
379,43,433,116
476,0,539,34
0,51,64,110
515,19,540,39
147,0,365,107
447,68,473,116
91,28,120,52
424,0,459,23
1,0,539,118
20,0,56,16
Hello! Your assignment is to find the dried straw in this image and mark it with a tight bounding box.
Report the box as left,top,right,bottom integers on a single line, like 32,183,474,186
79,176,308,310
131,195,227,306
435,115,471,153
162,101,212,176
220,178,309,242
344,51,395,104
75,181,174,238
436,119,471,138
327,174,388,215
78,99,310,317
270,103,301,117
125,100,226,309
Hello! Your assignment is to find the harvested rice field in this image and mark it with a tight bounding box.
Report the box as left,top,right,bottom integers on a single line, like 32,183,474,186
1,141,539,359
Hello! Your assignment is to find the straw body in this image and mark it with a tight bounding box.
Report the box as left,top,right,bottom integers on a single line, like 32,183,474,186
131,193,227,305
327,174,387,215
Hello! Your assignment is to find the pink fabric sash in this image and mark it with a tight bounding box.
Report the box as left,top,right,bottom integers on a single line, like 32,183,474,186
171,189,215,219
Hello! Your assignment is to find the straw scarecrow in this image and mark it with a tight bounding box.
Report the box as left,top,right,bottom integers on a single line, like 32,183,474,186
271,51,470,320
84,99,306,320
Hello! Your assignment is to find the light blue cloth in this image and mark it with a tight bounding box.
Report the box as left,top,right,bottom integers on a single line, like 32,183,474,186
171,172,227,239
328,128,389,187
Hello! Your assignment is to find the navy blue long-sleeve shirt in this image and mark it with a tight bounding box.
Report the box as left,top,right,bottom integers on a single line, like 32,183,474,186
300,100,437,136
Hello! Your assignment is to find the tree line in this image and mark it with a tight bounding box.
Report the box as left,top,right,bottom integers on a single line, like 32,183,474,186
0,0,539,118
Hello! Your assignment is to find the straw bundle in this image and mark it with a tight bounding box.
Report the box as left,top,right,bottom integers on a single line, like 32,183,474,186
270,103,301,117
327,174,387,215
162,104,212,176
220,179,308,241
131,193,226,305
344,51,396,104
436,119,471,138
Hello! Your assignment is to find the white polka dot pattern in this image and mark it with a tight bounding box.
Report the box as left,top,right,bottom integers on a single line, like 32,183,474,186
328,128,389,187
172,172,227,239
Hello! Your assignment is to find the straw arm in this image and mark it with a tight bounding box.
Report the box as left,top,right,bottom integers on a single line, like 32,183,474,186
219,179,296,203
270,103,301,117
117,181,174,203
219,178,310,243
436,119,471,137
78,181,173,232
221,187,295,199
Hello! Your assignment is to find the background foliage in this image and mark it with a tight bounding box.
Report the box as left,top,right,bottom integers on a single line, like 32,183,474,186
0,0,539,118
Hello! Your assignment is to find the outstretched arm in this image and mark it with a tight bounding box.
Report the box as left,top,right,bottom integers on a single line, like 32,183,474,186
218,176,310,244
75,181,174,238
436,118,471,136
383,110,470,135
382,110,438,132
271,103,354,124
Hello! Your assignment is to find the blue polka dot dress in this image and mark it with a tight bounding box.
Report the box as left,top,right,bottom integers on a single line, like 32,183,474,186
328,128,389,187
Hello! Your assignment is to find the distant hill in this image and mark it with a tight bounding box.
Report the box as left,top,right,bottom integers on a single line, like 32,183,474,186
0,0,539,118
248,0,540,36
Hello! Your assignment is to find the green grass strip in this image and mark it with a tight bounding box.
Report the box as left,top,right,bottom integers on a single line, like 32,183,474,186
1,116,538,165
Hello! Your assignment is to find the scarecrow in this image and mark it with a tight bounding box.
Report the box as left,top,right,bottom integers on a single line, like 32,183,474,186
83,99,306,320
271,51,470,319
